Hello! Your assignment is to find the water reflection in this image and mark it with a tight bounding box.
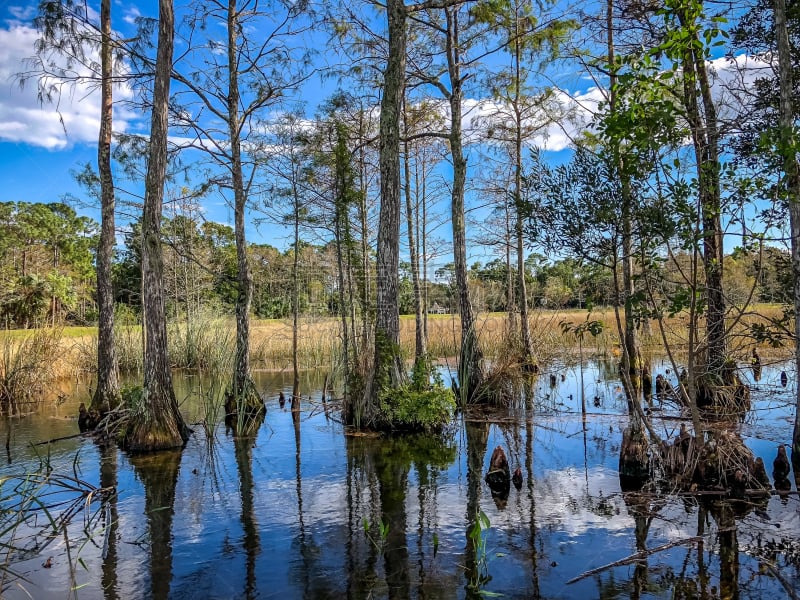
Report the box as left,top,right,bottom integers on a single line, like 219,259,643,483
98,441,119,600
1,360,799,599
129,450,182,600
230,413,264,599
464,420,489,595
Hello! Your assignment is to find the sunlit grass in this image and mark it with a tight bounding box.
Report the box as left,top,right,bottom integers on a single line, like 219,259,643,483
0,303,791,387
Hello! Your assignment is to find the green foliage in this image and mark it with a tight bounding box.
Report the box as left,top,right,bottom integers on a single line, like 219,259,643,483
378,385,455,433
120,385,144,413
362,517,390,553
378,360,455,432
560,316,605,341
467,509,493,593
0,201,96,327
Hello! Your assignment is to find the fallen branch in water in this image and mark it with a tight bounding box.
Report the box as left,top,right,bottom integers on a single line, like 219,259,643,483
566,536,704,584
33,432,87,446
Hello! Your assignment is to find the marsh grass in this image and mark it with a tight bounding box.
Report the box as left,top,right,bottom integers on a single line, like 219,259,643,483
0,328,63,414
0,304,790,400
168,312,235,374
250,318,340,369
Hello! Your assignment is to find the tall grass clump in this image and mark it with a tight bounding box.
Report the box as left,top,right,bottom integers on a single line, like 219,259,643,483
114,323,144,373
167,310,235,374
0,328,62,414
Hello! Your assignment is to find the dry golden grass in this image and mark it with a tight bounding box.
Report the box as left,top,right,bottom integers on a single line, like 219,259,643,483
0,304,791,380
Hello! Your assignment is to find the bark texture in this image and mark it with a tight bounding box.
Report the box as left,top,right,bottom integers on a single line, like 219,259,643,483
226,0,262,416
403,106,426,363
446,6,484,401
92,0,119,411
366,0,407,418
677,6,726,375
125,0,188,452
774,0,800,471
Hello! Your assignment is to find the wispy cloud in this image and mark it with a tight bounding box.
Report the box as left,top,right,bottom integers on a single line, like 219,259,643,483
0,23,139,150
123,6,141,25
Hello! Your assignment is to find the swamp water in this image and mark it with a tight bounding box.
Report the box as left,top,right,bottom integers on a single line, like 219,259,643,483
1,360,799,599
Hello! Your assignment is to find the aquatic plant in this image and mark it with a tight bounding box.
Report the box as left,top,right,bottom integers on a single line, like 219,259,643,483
0,465,111,594
0,327,62,414
362,517,390,553
467,509,493,593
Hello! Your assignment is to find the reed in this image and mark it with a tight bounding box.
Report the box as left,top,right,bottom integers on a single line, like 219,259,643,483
167,311,235,374
0,467,110,592
0,328,62,414
0,304,790,397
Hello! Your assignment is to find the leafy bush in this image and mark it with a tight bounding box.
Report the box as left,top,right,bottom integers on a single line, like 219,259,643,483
379,357,455,432
379,385,455,433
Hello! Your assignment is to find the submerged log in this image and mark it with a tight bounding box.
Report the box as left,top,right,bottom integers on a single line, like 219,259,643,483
566,536,704,584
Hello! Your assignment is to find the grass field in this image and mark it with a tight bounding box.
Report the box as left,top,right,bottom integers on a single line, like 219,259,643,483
0,304,792,381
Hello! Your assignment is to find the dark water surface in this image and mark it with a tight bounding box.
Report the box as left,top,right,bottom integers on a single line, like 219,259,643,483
1,361,799,599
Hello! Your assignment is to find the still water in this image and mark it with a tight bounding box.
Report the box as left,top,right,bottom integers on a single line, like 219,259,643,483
1,360,799,599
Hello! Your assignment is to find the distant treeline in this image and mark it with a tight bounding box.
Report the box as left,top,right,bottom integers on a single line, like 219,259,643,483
0,200,792,329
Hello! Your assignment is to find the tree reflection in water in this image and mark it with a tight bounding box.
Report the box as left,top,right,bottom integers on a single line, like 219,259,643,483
98,441,119,600
345,431,457,598
229,412,264,600
464,419,489,596
4,362,800,598
129,449,182,600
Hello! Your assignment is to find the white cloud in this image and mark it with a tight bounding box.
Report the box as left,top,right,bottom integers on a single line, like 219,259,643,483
0,23,139,150
7,6,36,22
462,53,771,153
123,6,141,25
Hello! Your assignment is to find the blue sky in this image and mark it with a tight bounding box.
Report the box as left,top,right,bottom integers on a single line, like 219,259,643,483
0,0,777,259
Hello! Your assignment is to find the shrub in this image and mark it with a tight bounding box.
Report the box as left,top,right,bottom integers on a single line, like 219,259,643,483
379,358,455,432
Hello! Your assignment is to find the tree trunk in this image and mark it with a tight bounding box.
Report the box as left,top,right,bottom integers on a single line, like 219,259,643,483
677,7,726,375
358,110,371,351
93,0,119,412
336,207,351,399
606,0,643,409
292,192,301,409
505,200,516,336
774,0,800,472
421,161,429,347
402,104,426,364
510,25,533,365
446,6,484,401
226,0,261,416
125,0,188,452
366,0,406,417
